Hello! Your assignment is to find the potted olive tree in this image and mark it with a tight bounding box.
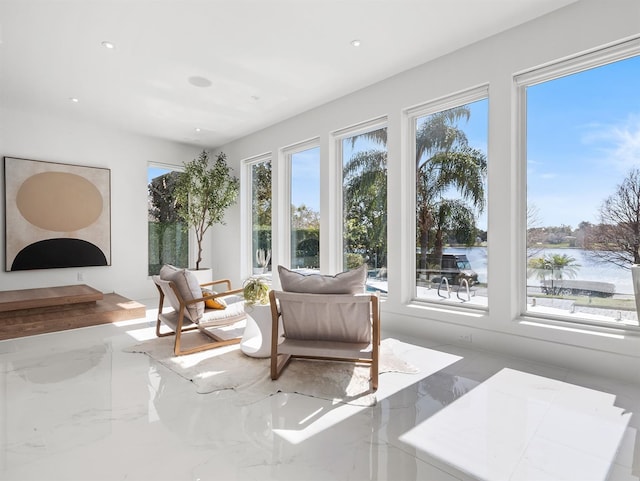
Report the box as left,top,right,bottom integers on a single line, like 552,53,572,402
174,150,239,275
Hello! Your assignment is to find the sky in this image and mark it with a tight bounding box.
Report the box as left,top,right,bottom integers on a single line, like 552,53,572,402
290,146,320,211
527,54,640,229
148,166,172,182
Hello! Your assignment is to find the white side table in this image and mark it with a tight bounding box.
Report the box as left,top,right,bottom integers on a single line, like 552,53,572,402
240,303,281,358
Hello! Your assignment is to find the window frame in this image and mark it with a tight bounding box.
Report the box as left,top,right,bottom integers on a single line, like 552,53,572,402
514,36,640,331
147,161,190,276
281,138,321,271
330,116,388,276
404,85,490,311
241,153,272,280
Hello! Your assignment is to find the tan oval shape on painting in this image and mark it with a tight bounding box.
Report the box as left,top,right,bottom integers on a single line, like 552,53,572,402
16,172,103,231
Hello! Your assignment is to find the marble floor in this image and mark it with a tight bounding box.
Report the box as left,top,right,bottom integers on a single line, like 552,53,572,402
0,301,638,481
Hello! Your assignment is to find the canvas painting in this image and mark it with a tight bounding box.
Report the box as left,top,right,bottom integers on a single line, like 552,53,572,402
4,157,111,271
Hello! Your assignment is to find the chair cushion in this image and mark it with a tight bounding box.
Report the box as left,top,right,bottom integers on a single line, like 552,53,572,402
200,296,245,326
275,291,372,342
278,264,366,294
153,276,189,323
278,338,372,359
159,264,204,322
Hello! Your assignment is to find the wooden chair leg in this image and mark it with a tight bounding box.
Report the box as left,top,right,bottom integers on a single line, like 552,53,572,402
174,330,182,356
371,359,379,391
156,318,175,338
155,287,175,338
271,353,292,380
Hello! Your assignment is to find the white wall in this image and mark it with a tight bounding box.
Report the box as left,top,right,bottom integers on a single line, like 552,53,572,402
0,107,201,301
216,0,640,382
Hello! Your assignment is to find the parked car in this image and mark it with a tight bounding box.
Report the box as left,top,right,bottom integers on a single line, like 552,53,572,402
425,253,479,286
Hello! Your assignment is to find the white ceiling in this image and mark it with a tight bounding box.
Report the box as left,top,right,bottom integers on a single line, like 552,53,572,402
0,0,577,147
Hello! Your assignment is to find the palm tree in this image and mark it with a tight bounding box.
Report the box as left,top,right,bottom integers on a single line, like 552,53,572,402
416,108,487,270
344,111,486,275
527,253,581,295
343,148,388,269
431,198,479,251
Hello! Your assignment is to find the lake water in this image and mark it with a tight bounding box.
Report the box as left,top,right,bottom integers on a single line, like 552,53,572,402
446,247,634,295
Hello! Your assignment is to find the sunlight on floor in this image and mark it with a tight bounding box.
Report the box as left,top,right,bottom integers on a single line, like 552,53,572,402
272,347,463,445
399,368,632,481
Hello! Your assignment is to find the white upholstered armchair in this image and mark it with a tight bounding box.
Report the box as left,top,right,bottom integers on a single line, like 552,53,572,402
269,265,380,390
152,265,246,356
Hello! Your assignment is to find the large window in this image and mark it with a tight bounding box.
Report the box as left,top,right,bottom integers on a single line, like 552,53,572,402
410,89,488,308
289,144,320,270
250,158,272,276
338,121,388,292
519,41,640,328
147,165,188,275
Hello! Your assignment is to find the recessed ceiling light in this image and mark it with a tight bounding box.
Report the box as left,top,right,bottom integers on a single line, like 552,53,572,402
101,41,115,49
69,97,79,103
351,39,361,47
195,128,201,133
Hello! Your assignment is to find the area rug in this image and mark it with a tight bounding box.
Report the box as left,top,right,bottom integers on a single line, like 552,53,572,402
124,336,418,406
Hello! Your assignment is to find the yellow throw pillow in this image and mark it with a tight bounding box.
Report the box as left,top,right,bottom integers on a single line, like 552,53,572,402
202,289,227,310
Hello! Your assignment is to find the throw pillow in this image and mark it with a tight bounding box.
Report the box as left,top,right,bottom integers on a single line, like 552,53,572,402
278,264,366,294
202,289,227,310
159,265,205,321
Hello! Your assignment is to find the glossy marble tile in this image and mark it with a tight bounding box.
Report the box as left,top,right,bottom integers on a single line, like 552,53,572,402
399,368,631,481
0,306,638,481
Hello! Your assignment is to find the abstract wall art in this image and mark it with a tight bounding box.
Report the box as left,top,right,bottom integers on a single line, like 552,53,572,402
4,157,111,271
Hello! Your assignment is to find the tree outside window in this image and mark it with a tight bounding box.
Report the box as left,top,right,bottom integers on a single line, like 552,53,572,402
290,146,320,270
251,161,272,274
148,167,188,275
342,127,388,286
523,49,640,327
413,98,488,306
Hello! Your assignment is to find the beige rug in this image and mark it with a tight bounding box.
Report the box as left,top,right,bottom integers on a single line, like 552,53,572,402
125,336,418,406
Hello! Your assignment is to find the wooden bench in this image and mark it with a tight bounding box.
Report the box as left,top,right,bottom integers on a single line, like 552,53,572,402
0,284,146,340
0,284,103,312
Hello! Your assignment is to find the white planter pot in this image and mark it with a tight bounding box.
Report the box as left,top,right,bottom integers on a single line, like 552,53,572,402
632,265,640,314
241,303,282,358
189,268,213,285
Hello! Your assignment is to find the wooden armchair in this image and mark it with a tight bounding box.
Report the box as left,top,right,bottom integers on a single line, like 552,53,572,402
152,265,246,356
269,265,380,390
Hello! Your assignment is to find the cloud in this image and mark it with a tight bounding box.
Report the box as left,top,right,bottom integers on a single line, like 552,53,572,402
583,115,640,172
526,159,558,181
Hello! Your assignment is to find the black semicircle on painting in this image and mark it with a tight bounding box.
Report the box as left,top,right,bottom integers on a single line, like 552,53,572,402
11,238,108,271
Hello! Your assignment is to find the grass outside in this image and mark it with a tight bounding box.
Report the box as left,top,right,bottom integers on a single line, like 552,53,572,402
574,296,636,310
528,243,572,249
534,293,637,311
